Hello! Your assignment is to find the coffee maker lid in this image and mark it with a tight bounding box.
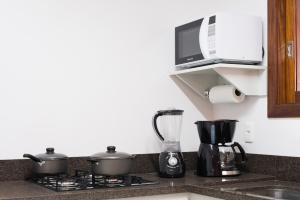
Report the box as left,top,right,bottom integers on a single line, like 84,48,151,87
195,119,238,144
195,119,238,123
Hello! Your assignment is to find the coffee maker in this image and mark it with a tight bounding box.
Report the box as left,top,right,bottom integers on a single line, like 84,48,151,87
195,120,247,176
152,109,185,178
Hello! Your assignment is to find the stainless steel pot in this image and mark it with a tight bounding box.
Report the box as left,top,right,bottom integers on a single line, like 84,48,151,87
23,148,68,175
89,146,135,176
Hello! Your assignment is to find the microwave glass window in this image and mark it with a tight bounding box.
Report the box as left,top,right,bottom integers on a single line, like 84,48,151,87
178,26,201,58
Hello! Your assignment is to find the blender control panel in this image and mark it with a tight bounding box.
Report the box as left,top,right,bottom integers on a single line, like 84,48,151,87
168,156,178,166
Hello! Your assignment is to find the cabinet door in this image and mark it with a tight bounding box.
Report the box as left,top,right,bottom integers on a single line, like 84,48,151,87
268,0,300,117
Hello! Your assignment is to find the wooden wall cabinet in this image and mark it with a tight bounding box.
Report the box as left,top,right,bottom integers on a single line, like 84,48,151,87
268,0,300,117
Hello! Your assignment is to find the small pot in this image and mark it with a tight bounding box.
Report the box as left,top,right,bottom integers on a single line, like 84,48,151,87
88,146,135,176
23,148,68,175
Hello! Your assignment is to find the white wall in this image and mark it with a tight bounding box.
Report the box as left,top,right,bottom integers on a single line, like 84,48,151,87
0,0,297,159
0,0,213,159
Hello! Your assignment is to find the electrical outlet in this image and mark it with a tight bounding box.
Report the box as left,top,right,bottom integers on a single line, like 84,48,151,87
244,122,254,143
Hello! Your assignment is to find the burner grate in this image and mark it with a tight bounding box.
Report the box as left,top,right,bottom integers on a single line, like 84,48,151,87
31,170,158,192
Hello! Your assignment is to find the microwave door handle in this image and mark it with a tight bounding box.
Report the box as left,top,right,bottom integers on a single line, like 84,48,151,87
199,16,209,59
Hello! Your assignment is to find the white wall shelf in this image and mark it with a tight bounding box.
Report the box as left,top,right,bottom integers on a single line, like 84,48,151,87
170,63,267,119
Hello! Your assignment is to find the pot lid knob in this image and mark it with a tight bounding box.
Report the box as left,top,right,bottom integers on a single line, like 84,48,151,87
107,146,116,153
46,147,55,154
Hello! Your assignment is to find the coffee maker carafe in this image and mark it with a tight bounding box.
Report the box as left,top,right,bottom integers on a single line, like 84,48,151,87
195,120,247,177
152,109,185,178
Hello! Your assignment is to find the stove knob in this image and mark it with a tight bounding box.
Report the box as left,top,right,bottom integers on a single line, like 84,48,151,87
168,157,178,166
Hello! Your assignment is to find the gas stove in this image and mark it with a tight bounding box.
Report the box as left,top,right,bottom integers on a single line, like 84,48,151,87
31,170,158,192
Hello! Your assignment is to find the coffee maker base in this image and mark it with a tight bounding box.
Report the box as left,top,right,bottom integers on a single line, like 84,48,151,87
196,169,241,177
222,170,240,176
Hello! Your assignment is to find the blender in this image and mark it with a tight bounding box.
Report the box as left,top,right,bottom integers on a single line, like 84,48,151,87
152,109,185,178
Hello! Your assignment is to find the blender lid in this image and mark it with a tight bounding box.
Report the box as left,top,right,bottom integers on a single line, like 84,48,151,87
157,109,183,115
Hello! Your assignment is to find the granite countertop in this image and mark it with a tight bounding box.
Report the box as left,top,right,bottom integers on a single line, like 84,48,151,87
0,171,277,200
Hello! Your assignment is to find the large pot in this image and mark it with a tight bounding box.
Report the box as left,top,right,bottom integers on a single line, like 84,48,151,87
88,146,135,176
23,148,68,175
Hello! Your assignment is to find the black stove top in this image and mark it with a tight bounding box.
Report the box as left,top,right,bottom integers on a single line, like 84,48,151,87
31,170,158,192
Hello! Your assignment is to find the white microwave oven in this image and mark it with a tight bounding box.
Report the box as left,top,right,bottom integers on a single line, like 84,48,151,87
175,13,263,68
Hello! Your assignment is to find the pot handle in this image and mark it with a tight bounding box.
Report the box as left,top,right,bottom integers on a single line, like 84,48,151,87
23,154,42,163
87,158,100,166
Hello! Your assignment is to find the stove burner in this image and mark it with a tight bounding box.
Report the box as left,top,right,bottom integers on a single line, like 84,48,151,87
31,170,158,192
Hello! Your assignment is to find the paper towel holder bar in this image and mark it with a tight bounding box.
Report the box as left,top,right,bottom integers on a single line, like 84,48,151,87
234,89,242,97
204,89,210,97
204,85,245,104
204,86,242,97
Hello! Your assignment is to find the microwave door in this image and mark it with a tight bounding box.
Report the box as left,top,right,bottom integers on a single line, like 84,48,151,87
175,19,204,65
199,17,210,59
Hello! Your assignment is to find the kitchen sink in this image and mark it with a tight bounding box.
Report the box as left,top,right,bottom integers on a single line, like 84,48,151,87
234,186,300,200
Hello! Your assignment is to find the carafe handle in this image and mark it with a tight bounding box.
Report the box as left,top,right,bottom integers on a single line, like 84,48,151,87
231,142,247,164
152,112,164,141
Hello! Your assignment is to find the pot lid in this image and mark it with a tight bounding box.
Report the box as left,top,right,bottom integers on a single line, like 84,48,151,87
90,146,132,160
36,148,68,160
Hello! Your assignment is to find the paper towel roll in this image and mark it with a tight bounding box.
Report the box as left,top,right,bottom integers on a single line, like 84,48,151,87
208,85,245,104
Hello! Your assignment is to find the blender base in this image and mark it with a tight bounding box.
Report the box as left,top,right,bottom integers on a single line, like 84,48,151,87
158,152,185,178
159,172,185,178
